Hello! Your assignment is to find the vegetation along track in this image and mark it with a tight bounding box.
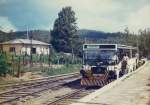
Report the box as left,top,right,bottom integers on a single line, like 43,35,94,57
0,73,80,105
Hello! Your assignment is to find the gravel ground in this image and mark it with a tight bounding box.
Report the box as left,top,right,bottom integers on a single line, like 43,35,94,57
7,87,77,105
4,79,82,105
74,62,150,105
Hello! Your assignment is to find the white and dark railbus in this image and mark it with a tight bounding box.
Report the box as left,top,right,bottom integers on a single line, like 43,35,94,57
80,44,139,86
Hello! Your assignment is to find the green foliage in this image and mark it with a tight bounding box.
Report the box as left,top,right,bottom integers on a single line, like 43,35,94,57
13,50,82,65
43,64,81,76
50,49,82,64
118,28,150,57
0,51,11,76
51,6,80,53
138,29,150,57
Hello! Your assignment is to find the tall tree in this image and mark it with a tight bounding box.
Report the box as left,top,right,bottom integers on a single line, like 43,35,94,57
51,6,79,53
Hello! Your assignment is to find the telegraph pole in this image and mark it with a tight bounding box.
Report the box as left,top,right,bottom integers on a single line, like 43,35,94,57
30,31,33,67
26,26,29,39
49,29,51,67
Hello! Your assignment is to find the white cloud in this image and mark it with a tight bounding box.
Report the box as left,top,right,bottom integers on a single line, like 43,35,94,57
0,0,7,5
0,16,17,32
0,0,149,32
35,0,150,32
127,4,150,33
34,0,122,32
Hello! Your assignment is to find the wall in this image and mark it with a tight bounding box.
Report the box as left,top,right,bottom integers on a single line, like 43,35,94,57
2,44,50,55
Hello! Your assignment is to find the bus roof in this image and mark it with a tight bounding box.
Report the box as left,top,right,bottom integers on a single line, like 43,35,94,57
117,44,137,49
83,44,137,50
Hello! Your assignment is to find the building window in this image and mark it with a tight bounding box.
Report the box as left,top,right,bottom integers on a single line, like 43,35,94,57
31,48,36,54
9,47,15,52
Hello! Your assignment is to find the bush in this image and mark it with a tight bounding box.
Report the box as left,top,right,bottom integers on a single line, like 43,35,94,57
50,51,82,64
0,51,11,76
44,64,81,76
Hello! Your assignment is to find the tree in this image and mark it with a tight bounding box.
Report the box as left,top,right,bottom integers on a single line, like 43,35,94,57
51,6,79,53
0,51,11,77
138,29,150,57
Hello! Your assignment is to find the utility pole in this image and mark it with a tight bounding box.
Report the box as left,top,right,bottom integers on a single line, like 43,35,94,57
26,26,29,39
84,37,87,44
82,37,87,65
71,47,74,64
136,34,140,59
17,56,21,77
30,31,33,67
49,30,51,67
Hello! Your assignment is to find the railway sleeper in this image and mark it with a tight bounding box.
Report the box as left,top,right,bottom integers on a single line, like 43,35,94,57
64,96,83,99
0,94,26,97
53,101,72,105
71,94,88,97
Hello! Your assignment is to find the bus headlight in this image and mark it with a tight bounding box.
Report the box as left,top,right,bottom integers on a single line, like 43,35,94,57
108,61,115,65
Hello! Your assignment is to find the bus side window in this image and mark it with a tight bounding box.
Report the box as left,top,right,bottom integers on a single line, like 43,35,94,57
117,49,124,61
132,49,137,58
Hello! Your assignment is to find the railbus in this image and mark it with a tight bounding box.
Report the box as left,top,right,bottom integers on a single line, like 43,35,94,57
80,44,140,87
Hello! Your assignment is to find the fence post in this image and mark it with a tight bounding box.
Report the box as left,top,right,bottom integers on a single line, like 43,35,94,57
17,56,21,77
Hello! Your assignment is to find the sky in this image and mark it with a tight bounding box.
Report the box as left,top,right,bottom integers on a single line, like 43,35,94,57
0,0,150,33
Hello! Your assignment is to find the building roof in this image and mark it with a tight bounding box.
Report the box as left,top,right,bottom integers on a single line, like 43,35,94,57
0,39,50,46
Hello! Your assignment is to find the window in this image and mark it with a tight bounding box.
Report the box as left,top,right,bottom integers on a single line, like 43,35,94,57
9,47,15,52
132,49,137,57
99,45,116,49
31,48,36,54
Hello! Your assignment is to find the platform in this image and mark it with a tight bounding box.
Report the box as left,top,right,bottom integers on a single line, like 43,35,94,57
71,62,150,105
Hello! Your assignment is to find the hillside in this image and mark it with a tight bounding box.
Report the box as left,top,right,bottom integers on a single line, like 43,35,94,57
0,29,124,44
78,29,121,39
15,30,50,43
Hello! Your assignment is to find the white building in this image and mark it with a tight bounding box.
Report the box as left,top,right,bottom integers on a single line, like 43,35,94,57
0,39,51,55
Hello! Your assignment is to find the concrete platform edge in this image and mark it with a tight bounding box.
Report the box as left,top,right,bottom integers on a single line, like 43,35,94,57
70,62,148,105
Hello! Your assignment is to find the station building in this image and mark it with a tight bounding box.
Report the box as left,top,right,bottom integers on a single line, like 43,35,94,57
0,39,51,55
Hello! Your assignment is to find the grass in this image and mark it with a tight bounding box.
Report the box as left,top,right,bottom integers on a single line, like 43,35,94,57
43,64,81,76
0,64,82,92
19,63,82,76
0,78,22,92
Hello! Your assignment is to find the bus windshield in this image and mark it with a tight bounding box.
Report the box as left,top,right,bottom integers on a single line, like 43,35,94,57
99,50,116,60
84,50,116,65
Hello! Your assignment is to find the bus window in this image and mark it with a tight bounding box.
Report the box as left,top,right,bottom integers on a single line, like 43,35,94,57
132,49,137,57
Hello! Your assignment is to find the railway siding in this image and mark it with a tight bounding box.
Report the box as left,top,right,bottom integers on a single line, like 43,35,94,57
71,61,150,105
0,73,80,105
0,72,79,94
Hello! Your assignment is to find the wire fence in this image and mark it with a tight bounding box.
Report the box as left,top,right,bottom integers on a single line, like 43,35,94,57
0,50,82,77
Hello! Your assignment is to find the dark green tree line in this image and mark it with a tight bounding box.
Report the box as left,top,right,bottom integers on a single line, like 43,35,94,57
138,29,150,57
121,28,150,57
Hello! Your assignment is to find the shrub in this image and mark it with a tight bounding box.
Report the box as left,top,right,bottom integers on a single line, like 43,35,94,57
0,51,11,76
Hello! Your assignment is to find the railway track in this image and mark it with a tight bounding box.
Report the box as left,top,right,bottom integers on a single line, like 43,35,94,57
0,72,79,89
47,89,95,105
0,73,80,105
1,63,144,105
